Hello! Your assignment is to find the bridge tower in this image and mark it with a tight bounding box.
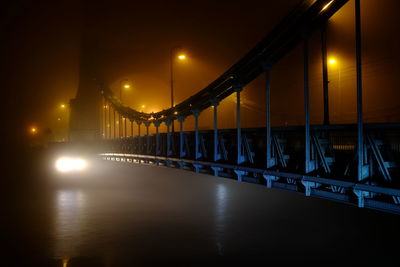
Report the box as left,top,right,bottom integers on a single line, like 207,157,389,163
69,40,101,142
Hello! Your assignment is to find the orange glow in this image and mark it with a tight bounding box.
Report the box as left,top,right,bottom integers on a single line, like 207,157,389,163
321,0,334,12
328,58,337,65
123,84,130,89
30,127,37,134
62,258,69,267
178,54,186,60
60,104,66,109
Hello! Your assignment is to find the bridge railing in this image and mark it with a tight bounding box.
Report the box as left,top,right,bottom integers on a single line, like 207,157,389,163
99,122,400,214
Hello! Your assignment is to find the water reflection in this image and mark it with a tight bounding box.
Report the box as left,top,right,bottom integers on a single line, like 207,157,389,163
54,190,87,260
215,183,228,256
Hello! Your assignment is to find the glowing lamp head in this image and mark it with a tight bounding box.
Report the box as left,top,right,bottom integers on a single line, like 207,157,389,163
30,127,37,134
123,84,130,89
328,58,337,65
178,54,186,60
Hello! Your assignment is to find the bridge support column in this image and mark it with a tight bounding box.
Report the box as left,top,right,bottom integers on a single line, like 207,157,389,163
130,120,134,138
192,110,202,159
210,99,221,162
263,63,275,168
124,117,127,137
137,121,142,154
113,108,116,139
144,122,150,154
165,120,172,156
107,102,111,139
102,97,106,139
178,116,186,158
119,113,122,138
355,0,365,182
321,22,330,126
154,121,161,156
304,36,316,173
234,86,245,165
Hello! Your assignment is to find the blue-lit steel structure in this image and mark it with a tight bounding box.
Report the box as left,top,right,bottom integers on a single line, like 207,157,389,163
97,0,400,214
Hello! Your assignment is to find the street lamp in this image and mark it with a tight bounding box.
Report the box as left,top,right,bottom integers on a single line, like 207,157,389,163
170,47,186,109
328,57,341,121
170,47,186,133
119,79,131,102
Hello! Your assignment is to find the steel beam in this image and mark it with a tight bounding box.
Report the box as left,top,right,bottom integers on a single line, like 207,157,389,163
178,116,186,158
165,120,172,156
234,86,245,164
304,36,312,173
192,110,201,159
321,22,330,126
113,108,116,139
154,121,161,156
355,0,364,181
210,99,221,162
263,65,273,168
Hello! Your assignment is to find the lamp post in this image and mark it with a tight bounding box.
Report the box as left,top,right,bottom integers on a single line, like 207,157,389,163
59,103,69,142
120,79,130,102
328,58,340,122
119,79,130,138
170,47,186,132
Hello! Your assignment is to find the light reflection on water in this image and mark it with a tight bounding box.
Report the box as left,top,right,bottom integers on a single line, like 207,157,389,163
54,190,87,260
215,183,228,256
44,162,400,266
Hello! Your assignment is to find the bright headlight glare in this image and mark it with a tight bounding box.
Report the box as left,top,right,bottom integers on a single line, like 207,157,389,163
55,157,88,173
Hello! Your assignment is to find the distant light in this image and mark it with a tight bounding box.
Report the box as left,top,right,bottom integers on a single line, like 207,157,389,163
141,105,145,109
321,0,334,12
178,54,186,60
60,104,66,109
328,58,337,65
30,127,37,134
174,111,178,115
57,118,61,121
55,157,88,173
123,84,130,89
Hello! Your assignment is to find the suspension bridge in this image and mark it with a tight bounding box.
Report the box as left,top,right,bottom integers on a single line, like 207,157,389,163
69,0,400,215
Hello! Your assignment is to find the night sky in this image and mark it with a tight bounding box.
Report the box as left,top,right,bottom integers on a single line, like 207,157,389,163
2,0,400,145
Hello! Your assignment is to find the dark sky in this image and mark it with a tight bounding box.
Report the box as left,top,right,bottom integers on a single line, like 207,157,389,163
2,0,400,143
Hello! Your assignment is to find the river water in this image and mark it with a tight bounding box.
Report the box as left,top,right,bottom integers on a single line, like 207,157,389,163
3,149,399,266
